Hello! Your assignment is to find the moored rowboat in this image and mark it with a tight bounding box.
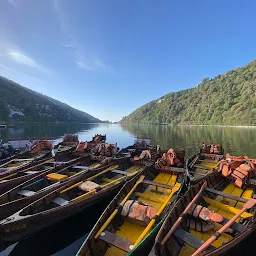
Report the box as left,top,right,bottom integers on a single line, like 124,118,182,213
0,156,145,247
0,157,56,194
153,170,256,256
187,143,224,184
76,152,186,256
0,155,94,220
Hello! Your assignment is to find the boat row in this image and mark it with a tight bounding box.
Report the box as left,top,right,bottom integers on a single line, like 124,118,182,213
0,135,255,256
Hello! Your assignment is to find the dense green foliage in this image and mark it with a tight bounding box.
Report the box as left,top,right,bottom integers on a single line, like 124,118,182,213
0,76,101,123
122,60,256,125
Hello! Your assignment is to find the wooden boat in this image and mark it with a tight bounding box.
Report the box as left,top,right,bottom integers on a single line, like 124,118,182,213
153,170,256,256
0,158,34,171
0,138,55,165
54,134,79,155
56,134,107,156
117,137,154,158
0,155,94,220
0,156,145,246
0,157,56,194
76,153,186,256
187,143,224,184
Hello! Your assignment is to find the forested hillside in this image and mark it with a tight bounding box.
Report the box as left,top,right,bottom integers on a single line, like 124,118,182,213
0,76,101,123
121,60,256,125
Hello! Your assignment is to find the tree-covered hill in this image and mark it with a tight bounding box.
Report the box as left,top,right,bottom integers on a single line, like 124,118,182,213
0,76,101,123
121,60,256,125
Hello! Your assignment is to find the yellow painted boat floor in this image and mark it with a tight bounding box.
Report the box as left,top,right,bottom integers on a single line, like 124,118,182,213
105,172,179,256
192,159,218,179
179,183,253,256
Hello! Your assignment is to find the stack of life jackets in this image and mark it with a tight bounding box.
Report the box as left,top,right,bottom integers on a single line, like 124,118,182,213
63,134,79,143
185,204,224,232
30,140,52,154
75,141,96,153
120,200,157,225
133,150,151,161
218,154,256,188
201,143,223,154
90,143,115,157
155,148,183,170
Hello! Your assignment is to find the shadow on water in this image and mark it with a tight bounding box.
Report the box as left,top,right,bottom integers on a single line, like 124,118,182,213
7,195,112,256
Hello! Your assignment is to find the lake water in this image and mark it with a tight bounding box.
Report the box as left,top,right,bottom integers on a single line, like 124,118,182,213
0,123,255,255
1,123,256,158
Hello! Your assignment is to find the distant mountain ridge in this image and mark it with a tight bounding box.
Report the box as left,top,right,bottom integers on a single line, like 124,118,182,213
121,59,256,126
0,76,101,123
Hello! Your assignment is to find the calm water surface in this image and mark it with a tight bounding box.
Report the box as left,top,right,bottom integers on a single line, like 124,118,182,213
0,123,255,255
1,123,256,158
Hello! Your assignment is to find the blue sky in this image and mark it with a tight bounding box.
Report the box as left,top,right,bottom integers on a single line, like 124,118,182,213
0,0,256,121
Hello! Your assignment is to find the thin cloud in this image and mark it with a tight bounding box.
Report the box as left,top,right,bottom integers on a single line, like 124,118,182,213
0,40,51,74
53,0,113,72
7,50,46,71
7,0,17,7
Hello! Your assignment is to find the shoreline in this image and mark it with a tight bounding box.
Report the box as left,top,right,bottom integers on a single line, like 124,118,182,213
120,123,256,128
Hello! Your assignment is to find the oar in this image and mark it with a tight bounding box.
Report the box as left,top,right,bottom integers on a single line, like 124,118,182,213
94,175,145,239
161,181,207,245
192,198,256,256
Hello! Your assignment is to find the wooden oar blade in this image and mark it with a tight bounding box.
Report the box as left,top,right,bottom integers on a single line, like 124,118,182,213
244,198,256,209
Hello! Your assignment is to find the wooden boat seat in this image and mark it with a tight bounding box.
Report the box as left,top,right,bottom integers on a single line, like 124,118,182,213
174,228,216,252
98,230,133,252
111,169,129,175
142,180,173,190
220,217,247,232
46,173,68,182
52,197,70,206
17,190,36,197
205,188,248,203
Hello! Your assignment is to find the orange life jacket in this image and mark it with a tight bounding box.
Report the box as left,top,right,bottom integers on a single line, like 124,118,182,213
185,218,215,233
219,156,256,188
134,150,151,161
30,140,52,153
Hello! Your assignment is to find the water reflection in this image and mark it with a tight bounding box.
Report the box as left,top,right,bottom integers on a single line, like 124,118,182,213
0,123,135,149
121,124,256,158
1,123,255,158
